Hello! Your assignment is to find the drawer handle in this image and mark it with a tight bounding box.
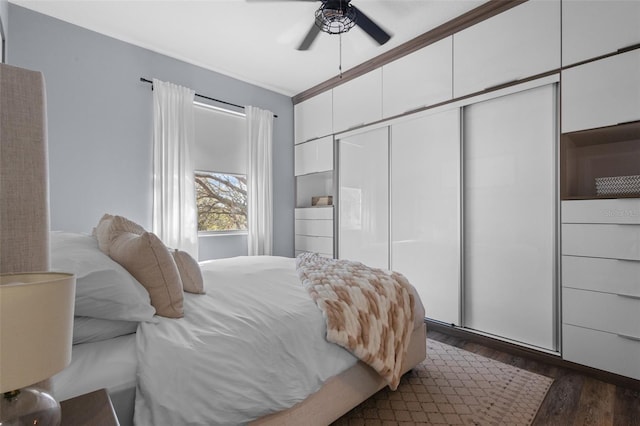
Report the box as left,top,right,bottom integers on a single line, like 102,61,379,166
616,292,640,300
617,333,640,342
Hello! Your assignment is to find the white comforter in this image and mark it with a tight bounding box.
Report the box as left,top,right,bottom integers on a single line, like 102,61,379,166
134,256,358,426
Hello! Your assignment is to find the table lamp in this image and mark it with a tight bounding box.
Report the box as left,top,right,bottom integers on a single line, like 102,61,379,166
0,272,75,426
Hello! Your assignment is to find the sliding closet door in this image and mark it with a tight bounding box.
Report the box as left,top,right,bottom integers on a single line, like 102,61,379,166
338,127,389,269
463,84,557,350
391,109,460,325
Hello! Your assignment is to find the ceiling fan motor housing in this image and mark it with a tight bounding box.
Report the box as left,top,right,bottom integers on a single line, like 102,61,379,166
315,0,357,34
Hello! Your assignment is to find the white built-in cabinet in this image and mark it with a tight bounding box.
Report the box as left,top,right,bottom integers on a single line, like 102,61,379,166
294,94,335,257
292,0,640,379
463,83,557,351
452,0,560,98
561,49,640,133
562,0,640,67
333,69,382,134
294,90,333,144
561,199,640,380
391,108,460,326
382,37,453,119
337,127,389,269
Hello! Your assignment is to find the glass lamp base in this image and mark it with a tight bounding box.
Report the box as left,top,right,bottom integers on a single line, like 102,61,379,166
0,387,61,426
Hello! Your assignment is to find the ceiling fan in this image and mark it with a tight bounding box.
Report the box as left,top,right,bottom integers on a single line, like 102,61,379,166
298,0,391,50
249,0,392,50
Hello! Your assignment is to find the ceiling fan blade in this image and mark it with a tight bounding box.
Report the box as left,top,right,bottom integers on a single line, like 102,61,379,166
297,23,321,50
352,5,391,46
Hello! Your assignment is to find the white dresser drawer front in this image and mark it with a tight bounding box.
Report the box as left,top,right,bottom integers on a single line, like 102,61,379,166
562,199,640,224
295,207,333,220
562,256,640,296
295,235,333,256
295,219,333,238
563,324,640,380
562,223,640,260
563,287,640,338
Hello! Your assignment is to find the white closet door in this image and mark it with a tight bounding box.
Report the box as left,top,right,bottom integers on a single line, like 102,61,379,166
391,109,460,325
463,84,557,350
338,127,389,269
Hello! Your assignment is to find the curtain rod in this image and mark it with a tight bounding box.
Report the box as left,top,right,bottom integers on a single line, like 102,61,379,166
139,78,278,118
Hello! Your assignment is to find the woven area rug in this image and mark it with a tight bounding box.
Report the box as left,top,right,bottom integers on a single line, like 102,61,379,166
333,339,553,426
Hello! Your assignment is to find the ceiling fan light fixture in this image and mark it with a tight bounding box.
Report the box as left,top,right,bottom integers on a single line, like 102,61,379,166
314,1,357,35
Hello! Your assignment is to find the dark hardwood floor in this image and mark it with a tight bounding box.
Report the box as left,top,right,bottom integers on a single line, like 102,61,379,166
427,330,640,426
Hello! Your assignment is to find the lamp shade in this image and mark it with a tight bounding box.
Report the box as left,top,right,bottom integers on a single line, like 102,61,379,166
0,272,75,393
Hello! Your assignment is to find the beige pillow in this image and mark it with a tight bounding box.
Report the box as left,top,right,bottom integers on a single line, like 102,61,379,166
95,214,146,254
109,231,184,318
171,249,205,294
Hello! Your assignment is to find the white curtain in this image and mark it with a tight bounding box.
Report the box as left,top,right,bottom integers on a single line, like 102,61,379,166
152,78,198,259
245,105,274,256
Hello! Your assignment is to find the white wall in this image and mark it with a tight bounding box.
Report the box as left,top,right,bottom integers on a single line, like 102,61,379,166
7,4,294,259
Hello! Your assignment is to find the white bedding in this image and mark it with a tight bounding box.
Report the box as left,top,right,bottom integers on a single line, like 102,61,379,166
52,333,137,401
134,256,359,426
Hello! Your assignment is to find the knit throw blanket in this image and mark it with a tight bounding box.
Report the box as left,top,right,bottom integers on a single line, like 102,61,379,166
295,253,415,390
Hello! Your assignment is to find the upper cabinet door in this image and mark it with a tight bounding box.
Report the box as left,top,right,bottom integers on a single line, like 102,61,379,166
382,37,453,119
562,0,640,67
562,50,640,133
453,0,560,98
294,135,333,176
294,90,333,144
333,69,382,134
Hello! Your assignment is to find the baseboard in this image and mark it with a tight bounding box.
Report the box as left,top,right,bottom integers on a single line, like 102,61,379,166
425,319,640,391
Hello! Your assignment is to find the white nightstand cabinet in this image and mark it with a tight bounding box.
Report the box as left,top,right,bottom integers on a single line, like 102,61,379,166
561,199,640,380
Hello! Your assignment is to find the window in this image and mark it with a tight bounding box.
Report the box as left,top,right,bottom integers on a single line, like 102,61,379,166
195,171,247,232
193,102,247,234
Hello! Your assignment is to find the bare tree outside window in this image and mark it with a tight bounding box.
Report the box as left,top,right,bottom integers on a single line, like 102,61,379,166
195,171,247,232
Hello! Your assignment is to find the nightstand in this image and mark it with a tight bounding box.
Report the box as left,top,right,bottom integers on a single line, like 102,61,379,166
60,388,119,426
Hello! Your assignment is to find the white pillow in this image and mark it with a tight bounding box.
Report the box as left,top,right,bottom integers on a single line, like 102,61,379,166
73,316,138,344
50,231,156,322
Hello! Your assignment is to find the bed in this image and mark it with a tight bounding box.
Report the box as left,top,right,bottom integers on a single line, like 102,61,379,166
49,230,426,425
2,63,426,426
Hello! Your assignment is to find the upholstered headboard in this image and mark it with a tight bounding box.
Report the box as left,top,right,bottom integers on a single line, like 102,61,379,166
0,63,50,273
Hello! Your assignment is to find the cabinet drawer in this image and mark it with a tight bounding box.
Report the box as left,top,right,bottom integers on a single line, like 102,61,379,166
562,50,640,133
295,235,333,255
295,207,333,220
562,223,640,260
294,136,333,176
295,219,333,238
563,255,640,296
563,324,640,380
563,287,640,338
562,199,640,224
